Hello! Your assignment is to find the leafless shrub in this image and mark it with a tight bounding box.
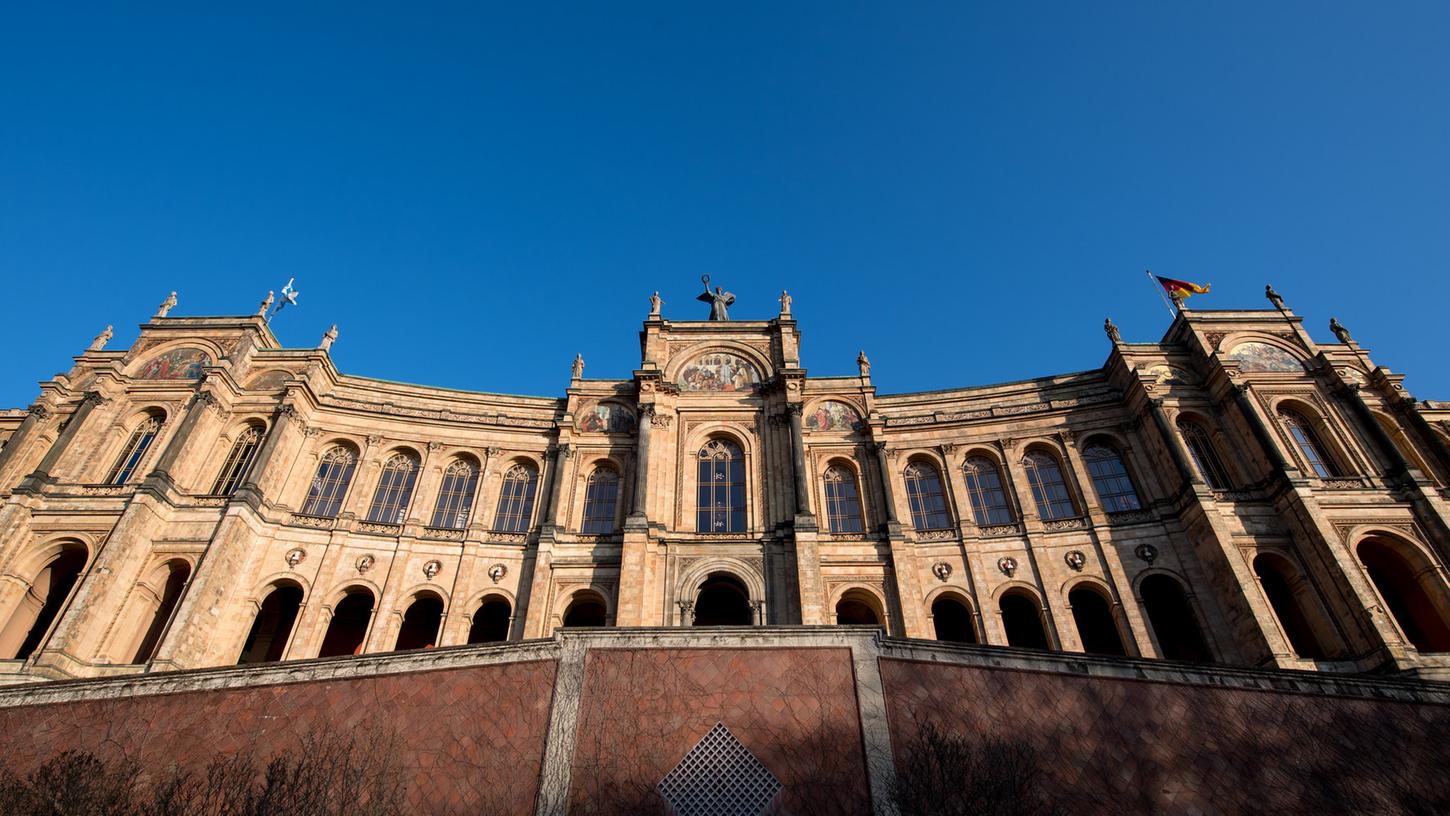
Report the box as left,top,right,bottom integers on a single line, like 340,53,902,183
889,719,1066,816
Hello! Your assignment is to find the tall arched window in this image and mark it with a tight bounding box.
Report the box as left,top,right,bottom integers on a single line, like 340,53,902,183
581,466,622,534
493,463,539,533
903,461,951,531
1178,419,1232,489
962,457,1013,525
211,425,264,495
1022,451,1076,520
697,439,746,533
301,445,357,517
366,452,419,524
237,583,303,664
1083,445,1142,513
0,546,87,660
1140,574,1212,662
823,465,864,533
430,458,480,529
1280,409,1340,478
106,414,163,484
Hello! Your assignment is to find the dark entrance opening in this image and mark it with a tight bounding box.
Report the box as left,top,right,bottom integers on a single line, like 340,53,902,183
931,597,976,644
1140,575,1212,662
693,574,752,626
394,595,443,651
469,597,512,643
1000,592,1049,649
238,584,303,664
1069,586,1126,656
1359,539,1450,652
562,593,607,627
835,592,882,626
318,590,375,657
132,561,191,664
1253,557,1329,659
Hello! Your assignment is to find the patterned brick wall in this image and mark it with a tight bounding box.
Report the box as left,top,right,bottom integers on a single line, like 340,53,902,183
568,647,871,815
880,657,1450,814
0,659,557,814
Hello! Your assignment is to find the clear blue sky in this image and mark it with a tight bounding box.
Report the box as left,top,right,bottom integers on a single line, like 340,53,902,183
3,3,1447,407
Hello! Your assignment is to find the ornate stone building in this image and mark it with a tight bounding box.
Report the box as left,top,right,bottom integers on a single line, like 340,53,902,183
1,287,1449,685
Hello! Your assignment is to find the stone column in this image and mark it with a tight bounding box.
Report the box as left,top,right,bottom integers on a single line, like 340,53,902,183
871,442,900,527
20,392,105,488
787,405,812,517
149,391,219,483
1335,384,1411,479
1230,384,1295,476
630,406,654,518
544,444,571,526
615,406,655,627
1147,398,1201,488
234,404,298,504
0,404,53,486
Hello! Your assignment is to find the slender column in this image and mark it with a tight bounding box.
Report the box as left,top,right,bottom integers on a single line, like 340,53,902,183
872,442,900,526
544,444,571,525
1395,401,1450,477
235,404,298,501
1230,384,1294,475
630,406,654,517
787,404,812,517
1335,384,1410,479
1147,398,1201,488
0,404,52,486
149,391,218,480
22,392,105,485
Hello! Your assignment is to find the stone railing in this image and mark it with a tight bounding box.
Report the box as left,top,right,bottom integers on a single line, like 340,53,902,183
915,529,957,542
289,513,337,530
977,523,1023,538
422,526,466,541
1041,517,1087,532
357,521,403,537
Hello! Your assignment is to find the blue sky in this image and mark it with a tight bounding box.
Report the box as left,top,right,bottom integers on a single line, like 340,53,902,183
3,3,1447,407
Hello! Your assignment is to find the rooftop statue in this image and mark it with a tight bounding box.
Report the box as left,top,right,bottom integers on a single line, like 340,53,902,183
696,275,735,320
649,291,663,318
155,291,177,319
1265,284,1285,311
88,325,113,352
1329,317,1353,344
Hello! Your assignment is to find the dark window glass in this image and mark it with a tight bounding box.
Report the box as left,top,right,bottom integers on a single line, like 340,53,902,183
823,465,864,533
301,446,357,517
1022,452,1076,520
962,457,1014,525
431,459,479,529
904,462,951,531
211,425,264,495
1280,410,1339,478
1179,420,1232,489
581,467,621,533
697,439,746,533
493,463,539,533
366,452,419,523
1083,445,1142,513
107,416,162,484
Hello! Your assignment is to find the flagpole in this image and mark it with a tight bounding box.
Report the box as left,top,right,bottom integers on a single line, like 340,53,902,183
1145,269,1177,317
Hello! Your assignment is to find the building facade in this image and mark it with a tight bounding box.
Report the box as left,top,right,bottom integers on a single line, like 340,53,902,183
1,289,1449,684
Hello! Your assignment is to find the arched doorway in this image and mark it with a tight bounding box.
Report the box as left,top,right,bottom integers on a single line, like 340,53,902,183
834,590,883,626
318,589,375,657
0,547,87,660
693,573,753,626
394,595,444,651
130,561,191,664
1140,575,1212,662
1253,555,1330,659
1068,585,1126,656
1358,538,1450,652
562,592,607,627
931,596,977,644
468,597,511,643
237,584,303,664
999,592,1049,649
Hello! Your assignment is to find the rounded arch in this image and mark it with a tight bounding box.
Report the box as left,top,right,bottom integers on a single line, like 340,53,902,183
997,587,1051,650
926,590,978,644
322,578,384,608
0,538,91,661
1221,336,1308,372
468,593,513,643
1176,413,1235,489
126,340,224,380
902,455,952,532
692,435,750,534
236,579,305,664
820,458,867,535
802,399,865,433
691,572,754,626
1019,445,1080,520
1371,412,1438,480
1250,551,1334,659
1065,580,1127,656
666,343,773,389
1080,439,1144,514
393,590,445,651
1135,571,1213,662
579,460,624,534
318,585,376,658
1355,533,1450,653
678,557,767,608
561,588,611,627
1272,398,1352,478
831,586,886,627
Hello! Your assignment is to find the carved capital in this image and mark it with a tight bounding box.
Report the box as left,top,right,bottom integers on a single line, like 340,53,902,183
557,444,573,460
870,441,890,456
649,412,673,428
80,391,107,408
787,403,804,417
427,440,444,453
26,404,51,421
365,434,384,447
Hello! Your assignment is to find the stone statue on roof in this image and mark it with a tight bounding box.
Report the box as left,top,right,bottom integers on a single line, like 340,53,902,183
155,291,177,319
88,325,113,352
696,275,735,320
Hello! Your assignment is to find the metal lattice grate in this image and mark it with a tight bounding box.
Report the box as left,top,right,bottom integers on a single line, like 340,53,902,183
658,722,782,816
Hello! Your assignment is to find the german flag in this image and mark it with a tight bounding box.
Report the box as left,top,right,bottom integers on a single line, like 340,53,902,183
1155,274,1210,299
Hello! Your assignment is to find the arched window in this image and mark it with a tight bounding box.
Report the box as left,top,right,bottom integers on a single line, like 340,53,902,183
999,592,1049,649
1280,409,1341,478
1253,556,1330,659
834,590,882,626
211,425,264,495
562,592,607,627
493,463,539,533
469,597,512,643
237,584,303,664
822,465,865,534
903,461,951,531
318,589,375,658
697,439,746,533
1178,419,1232,489
0,547,87,660
1022,451,1076,520
1357,539,1450,652
693,574,753,626
395,595,444,651
106,415,163,484
1140,575,1212,662
430,458,479,529
301,445,357,518
1082,445,1142,513
128,561,191,664
931,596,977,643
1068,585,1126,656
1374,414,1438,481
366,452,419,524
962,457,1013,525
581,466,622,534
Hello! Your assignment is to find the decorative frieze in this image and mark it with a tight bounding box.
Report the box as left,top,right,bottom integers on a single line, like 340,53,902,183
422,527,465,541
1107,509,1154,525
979,523,1022,537
289,513,336,529
1042,517,1086,532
